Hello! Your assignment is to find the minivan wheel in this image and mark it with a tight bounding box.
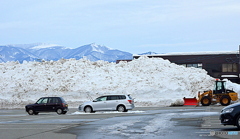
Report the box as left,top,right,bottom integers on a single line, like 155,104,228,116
236,115,240,129
84,106,93,113
56,108,63,115
117,105,126,112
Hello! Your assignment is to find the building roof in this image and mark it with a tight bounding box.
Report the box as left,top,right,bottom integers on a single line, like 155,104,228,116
133,51,239,57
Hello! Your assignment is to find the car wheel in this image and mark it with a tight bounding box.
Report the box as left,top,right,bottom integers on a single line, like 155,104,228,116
28,109,34,115
236,115,240,129
201,96,211,106
84,106,93,113
56,108,63,115
220,96,231,106
117,105,126,112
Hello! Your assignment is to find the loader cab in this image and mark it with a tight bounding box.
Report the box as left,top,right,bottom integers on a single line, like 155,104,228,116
213,80,226,94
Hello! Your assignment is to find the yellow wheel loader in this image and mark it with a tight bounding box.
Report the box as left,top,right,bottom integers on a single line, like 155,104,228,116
183,79,238,106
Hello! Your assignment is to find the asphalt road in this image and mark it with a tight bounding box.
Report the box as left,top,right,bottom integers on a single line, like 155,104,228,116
0,106,239,139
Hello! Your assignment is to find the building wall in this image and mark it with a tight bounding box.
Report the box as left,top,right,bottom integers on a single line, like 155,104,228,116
133,53,240,83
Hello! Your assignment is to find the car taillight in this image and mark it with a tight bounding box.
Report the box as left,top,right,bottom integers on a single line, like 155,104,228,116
62,103,68,107
128,100,133,104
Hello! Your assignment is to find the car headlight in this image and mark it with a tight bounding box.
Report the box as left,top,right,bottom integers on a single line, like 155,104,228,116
221,108,234,114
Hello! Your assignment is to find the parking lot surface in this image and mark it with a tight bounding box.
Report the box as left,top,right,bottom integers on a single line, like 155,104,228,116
0,106,239,139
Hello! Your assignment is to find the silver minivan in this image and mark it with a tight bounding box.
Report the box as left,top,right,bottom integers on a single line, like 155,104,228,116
78,95,135,113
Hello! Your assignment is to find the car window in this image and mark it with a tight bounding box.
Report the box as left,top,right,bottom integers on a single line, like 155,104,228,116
36,98,48,104
119,95,126,99
96,96,107,101
36,98,43,104
107,96,119,100
48,98,59,103
48,98,53,103
54,98,60,103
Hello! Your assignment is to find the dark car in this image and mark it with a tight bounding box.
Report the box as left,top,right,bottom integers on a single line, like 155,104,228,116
220,103,240,129
25,97,68,115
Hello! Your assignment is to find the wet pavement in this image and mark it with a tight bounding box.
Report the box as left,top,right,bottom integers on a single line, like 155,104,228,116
0,106,240,139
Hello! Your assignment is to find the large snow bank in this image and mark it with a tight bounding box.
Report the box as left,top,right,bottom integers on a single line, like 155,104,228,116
0,56,238,108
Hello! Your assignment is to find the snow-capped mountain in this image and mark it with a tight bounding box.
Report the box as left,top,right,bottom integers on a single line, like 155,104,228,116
65,44,132,62
26,43,71,61
0,45,39,63
0,43,132,63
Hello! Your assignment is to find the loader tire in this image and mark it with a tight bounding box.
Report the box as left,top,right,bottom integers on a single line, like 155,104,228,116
220,96,231,106
201,96,211,106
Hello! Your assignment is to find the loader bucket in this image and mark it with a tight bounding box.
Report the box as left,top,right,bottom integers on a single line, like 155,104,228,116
183,97,198,106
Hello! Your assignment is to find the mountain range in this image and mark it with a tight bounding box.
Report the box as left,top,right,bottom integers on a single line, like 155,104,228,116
0,43,133,63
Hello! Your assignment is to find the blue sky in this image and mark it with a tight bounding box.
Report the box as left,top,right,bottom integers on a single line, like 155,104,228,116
1,0,240,54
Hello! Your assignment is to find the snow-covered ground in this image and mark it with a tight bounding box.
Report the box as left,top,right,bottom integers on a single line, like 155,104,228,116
0,56,240,108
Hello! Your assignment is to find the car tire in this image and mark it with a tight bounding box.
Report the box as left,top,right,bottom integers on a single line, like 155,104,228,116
236,115,240,130
34,112,39,115
117,105,126,112
84,106,93,113
236,115,240,129
27,109,35,115
201,96,211,106
56,108,63,115
220,96,231,106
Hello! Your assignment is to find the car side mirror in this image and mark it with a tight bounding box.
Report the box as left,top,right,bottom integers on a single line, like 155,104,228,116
93,100,97,102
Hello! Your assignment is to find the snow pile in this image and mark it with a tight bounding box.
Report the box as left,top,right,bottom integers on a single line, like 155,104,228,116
223,79,240,93
0,56,236,108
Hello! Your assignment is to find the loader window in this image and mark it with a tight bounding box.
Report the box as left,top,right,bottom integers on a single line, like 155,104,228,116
214,81,226,94
216,82,222,91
